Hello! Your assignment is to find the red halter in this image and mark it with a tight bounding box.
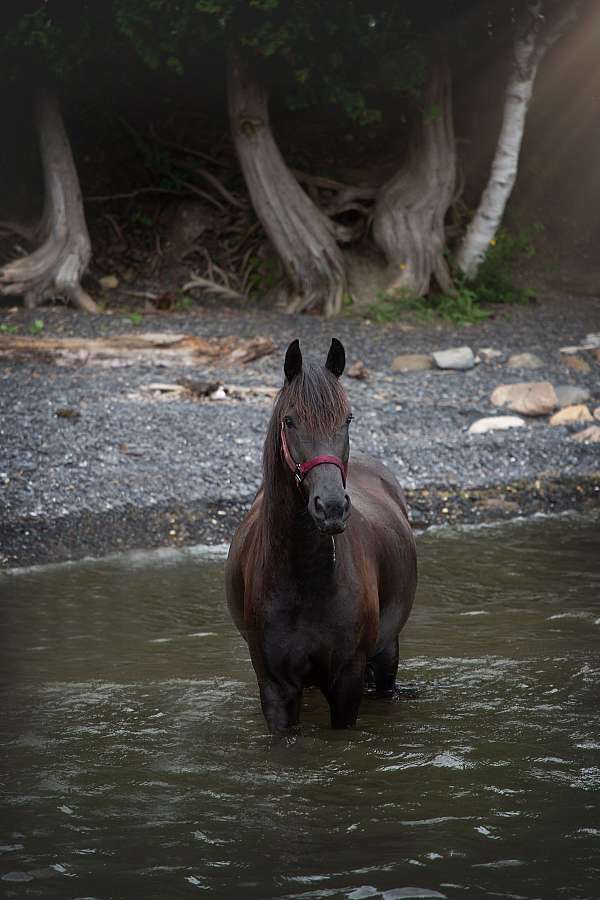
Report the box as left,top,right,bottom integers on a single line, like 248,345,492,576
280,422,348,488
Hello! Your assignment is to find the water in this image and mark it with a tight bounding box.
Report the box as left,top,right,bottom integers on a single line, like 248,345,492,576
1,515,599,900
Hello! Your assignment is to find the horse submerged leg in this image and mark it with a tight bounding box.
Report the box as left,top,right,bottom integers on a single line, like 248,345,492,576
324,656,366,729
259,680,302,734
370,637,400,698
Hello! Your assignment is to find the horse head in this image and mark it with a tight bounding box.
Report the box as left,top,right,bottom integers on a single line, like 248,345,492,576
279,338,352,535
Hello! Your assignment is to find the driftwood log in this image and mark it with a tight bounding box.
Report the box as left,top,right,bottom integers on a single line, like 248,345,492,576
0,332,275,368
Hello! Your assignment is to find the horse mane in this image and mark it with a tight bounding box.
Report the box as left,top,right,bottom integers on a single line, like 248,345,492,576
257,362,350,561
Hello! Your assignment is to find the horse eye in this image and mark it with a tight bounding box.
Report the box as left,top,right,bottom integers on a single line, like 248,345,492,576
284,416,295,428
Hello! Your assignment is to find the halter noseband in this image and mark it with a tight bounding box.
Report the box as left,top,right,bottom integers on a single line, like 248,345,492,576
280,422,348,488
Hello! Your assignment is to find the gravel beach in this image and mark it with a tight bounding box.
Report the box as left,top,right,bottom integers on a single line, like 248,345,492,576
1,294,599,567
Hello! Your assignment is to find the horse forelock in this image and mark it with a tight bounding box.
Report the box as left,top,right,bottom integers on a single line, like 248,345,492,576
274,363,350,436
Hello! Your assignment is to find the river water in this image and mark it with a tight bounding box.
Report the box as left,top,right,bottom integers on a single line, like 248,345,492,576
1,515,599,899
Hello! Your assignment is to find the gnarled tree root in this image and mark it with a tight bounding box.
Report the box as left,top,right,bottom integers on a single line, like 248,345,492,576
0,86,96,312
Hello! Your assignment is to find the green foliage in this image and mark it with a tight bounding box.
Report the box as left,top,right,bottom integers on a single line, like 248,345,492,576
0,323,19,334
469,225,542,305
176,294,194,311
366,284,490,326
426,286,491,324
366,223,542,325
128,312,144,326
30,319,45,334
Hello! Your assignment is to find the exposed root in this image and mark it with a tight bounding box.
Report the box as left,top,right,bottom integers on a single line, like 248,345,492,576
183,275,246,301
0,87,97,312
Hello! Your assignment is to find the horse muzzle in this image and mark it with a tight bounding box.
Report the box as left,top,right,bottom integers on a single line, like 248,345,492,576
311,494,351,534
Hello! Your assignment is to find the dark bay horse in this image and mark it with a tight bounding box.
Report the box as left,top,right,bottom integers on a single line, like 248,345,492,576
226,338,417,733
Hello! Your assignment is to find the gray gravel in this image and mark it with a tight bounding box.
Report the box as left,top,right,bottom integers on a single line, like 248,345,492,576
1,294,599,566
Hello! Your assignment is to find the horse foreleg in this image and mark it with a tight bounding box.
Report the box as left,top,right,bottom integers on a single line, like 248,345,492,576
324,657,366,729
259,680,302,734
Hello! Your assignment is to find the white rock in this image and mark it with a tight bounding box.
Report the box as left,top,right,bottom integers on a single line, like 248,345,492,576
209,387,227,401
144,382,184,393
583,332,600,348
469,416,526,434
478,347,503,363
432,346,476,370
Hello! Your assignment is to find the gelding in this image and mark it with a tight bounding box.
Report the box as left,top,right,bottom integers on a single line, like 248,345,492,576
226,338,417,732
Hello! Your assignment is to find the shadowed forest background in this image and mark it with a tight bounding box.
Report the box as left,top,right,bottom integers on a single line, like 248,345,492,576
0,0,598,321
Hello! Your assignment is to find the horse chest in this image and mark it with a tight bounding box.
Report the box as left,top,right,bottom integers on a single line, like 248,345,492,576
259,580,366,674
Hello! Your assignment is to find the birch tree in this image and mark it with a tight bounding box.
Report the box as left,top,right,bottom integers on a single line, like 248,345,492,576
456,0,579,279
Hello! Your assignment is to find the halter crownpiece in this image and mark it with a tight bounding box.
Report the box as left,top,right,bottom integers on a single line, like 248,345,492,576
280,421,348,488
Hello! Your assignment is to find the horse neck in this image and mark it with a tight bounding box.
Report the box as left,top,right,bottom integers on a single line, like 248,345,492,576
260,464,335,577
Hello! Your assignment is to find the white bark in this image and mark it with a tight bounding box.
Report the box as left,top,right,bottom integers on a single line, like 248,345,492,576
456,1,578,279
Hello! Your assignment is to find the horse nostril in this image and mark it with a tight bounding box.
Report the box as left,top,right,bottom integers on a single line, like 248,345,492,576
314,496,325,518
344,494,351,514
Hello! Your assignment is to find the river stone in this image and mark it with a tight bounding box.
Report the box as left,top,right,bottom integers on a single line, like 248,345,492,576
347,360,369,380
491,381,557,416
594,407,600,422
391,353,432,372
555,384,591,408
584,332,600,348
549,405,593,426
478,347,503,363
469,415,526,434
571,425,600,443
1,872,34,883
564,355,591,373
432,346,475,370
507,352,543,369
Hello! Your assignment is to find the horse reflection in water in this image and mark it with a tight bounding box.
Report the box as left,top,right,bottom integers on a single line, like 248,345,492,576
226,338,417,733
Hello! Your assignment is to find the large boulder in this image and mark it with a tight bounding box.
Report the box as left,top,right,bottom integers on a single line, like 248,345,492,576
491,381,558,416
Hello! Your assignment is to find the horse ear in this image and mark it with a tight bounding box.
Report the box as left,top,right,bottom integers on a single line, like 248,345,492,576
284,339,302,382
325,338,345,378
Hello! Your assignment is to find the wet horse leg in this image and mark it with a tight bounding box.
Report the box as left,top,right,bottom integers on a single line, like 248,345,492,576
259,680,302,734
324,656,366,729
370,637,399,697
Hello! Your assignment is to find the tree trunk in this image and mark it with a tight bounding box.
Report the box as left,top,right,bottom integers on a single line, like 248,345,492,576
0,86,96,311
373,64,456,297
227,45,347,317
456,1,578,279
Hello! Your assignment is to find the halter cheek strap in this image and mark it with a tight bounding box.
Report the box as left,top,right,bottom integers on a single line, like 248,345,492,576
280,422,348,488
